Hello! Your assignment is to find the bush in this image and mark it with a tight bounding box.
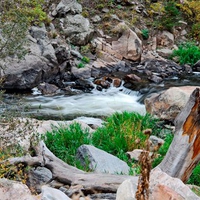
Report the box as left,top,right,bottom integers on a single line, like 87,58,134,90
92,111,160,161
171,41,200,66
141,29,149,40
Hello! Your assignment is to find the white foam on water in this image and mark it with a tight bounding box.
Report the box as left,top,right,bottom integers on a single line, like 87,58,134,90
26,86,146,118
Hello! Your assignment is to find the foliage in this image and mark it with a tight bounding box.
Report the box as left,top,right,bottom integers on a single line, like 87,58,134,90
0,0,48,67
77,56,90,68
92,112,160,161
187,164,200,186
44,122,91,169
170,41,200,66
178,0,200,41
153,1,182,31
0,145,27,184
141,29,149,40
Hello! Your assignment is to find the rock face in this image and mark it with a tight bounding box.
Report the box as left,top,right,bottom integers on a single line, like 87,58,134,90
0,178,39,200
145,86,200,121
93,22,142,63
76,144,130,174
112,23,142,61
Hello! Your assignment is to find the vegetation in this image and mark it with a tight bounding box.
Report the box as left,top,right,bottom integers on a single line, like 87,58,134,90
170,41,200,66
44,111,160,172
0,0,48,68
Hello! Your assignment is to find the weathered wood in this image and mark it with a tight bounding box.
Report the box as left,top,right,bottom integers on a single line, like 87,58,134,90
7,141,138,193
158,88,200,182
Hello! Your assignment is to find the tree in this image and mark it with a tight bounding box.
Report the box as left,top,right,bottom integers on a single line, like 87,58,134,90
158,88,200,183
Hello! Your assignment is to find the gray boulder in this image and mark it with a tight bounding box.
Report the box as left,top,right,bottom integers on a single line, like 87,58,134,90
61,14,94,45
52,0,82,17
76,144,130,174
27,167,53,193
41,185,71,200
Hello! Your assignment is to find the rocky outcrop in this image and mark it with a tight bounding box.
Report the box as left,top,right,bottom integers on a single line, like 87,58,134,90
145,86,200,121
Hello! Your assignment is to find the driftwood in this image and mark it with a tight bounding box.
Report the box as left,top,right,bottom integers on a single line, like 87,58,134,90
159,88,200,182
7,141,138,193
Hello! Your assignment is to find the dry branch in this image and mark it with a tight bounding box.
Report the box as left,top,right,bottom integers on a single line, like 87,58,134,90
7,141,138,193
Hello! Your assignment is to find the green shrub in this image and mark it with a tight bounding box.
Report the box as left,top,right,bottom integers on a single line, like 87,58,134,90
171,41,200,66
187,164,200,186
153,1,182,31
141,29,149,40
77,62,85,68
92,111,160,161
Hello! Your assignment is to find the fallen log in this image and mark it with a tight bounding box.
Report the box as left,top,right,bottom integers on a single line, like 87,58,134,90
7,141,138,193
158,88,200,182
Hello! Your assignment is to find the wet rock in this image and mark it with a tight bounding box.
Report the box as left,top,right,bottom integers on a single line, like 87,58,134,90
148,74,163,83
94,78,111,89
2,54,58,90
124,74,142,83
38,82,59,95
112,77,122,87
76,145,130,174
73,78,94,92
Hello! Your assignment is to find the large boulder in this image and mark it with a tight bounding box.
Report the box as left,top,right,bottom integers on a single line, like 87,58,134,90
1,25,59,90
145,86,200,121
0,178,40,200
61,14,94,45
76,144,130,174
52,0,82,17
116,167,200,200
93,22,142,63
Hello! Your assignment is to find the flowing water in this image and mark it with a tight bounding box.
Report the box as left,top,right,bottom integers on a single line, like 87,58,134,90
23,85,146,120
2,72,200,121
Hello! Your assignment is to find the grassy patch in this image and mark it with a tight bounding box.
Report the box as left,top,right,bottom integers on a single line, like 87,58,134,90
170,41,200,66
44,111,161,172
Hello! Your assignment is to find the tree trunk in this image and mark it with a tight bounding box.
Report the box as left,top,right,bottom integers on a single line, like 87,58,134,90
6,141,138,193
158,88,200,182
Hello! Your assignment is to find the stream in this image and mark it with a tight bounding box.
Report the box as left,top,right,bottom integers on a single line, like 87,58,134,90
2,72,200,121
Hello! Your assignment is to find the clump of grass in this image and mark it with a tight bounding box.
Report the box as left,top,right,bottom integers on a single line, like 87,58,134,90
44,122,91,169
92,111,160,161
141,29,149,40
170,41,200,66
